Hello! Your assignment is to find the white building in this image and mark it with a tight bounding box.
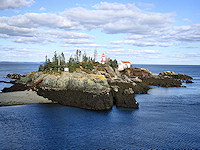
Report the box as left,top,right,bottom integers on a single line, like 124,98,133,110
118,61,131,71
64,68,69,72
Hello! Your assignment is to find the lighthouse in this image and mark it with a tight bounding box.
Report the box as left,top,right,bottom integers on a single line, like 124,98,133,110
101,53,106,64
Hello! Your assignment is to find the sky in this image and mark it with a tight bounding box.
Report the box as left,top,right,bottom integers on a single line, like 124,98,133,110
0,0,200,65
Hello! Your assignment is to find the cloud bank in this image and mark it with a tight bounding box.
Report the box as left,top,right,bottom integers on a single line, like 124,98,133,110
0,0,34,10
0,2,199,63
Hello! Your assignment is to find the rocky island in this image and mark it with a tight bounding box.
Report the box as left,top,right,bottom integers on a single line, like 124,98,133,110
1,51,193,110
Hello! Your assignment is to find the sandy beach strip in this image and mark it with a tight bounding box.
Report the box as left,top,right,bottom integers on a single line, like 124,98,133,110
0,91,55,106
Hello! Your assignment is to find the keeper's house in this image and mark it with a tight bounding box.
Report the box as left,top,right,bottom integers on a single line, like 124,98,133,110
118,61,131,71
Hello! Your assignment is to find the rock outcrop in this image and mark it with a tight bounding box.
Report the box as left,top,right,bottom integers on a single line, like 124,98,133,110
120,67,152,78
3,66,193,110
159,71,193,80
5,73,25,79
14,71,138,110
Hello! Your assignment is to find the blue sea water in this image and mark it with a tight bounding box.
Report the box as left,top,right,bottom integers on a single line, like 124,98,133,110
0,62,200,149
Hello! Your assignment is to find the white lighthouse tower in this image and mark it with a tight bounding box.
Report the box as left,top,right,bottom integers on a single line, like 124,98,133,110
101,53,106,64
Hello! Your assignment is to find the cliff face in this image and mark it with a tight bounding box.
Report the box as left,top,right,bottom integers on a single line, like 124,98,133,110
17,71,138,110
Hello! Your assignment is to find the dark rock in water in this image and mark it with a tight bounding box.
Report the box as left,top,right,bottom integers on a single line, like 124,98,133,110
186,80,193,83
110,81,138,108
177,73,193,80
142,76,182,87
37,87,113,110
6,73,25,79
159,71,193,80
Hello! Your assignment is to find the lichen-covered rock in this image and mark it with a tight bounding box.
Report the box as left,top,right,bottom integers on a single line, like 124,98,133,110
17,72,113,110
159,71,176,76
159,71,193,80
120,67,152,78
114,68,121,77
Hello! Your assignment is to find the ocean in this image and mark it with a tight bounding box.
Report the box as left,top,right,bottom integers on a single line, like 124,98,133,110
0,62,200,149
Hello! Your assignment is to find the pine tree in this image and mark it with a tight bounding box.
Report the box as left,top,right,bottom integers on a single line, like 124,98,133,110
82,51,88,63
52,51,58,70
60,52,65,65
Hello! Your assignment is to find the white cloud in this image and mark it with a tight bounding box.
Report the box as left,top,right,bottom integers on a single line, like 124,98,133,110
0,23,37,37
12,36,55,44
0,0,34,10
62,39,93,44
45,30,94,39
62,2,175,34
181,46,199,49
39,7,46,11
0,1,199,49
93,2,126,10
183,18,192,23
107,49,161,59
188,53,200,57
137,2,155,10
0,13,75,29
111,40,174,47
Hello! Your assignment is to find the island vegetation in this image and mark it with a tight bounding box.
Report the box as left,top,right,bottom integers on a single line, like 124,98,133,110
38,49,118,73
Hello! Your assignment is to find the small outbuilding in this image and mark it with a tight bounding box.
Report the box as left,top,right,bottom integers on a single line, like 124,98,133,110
64,68,69,72
118,61,131,71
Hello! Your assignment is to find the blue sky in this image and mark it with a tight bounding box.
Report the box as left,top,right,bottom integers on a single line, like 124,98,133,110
0,0,200,64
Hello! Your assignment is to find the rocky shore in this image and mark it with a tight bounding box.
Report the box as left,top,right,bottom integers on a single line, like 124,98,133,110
2,66,193,110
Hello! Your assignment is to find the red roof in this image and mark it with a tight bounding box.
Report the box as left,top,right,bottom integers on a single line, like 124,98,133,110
121,61,131,64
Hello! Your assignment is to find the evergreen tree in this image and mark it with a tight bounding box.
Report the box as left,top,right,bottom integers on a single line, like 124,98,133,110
109,59,118,69
75,49,81,64
60,52,65,65
82,51,88,63
38,64,44,71
52,51,58,70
